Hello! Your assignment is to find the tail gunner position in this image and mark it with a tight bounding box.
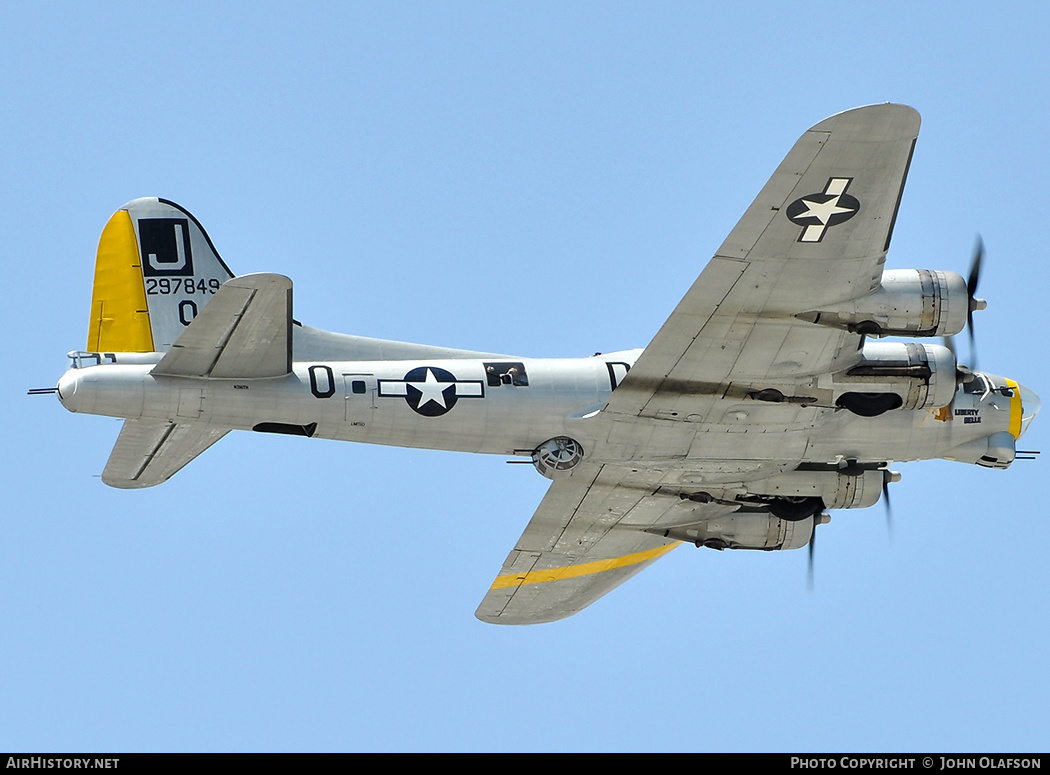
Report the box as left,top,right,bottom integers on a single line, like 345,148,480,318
40,105,1040,624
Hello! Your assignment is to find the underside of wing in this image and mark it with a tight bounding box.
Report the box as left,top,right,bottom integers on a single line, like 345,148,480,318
476,464,678,624
152,273,292,379
476,463,815,624
102,419,229,489
602,104,921,426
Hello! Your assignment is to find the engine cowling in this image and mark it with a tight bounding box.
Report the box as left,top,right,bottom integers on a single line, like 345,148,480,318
746,468,884,510
661,512,814,551
798,269,969,338
828,340,957,415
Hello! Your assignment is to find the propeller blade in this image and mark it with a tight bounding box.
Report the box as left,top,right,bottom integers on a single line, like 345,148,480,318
883,476,893,543
966,236,985,368
943,336,976,385
807,518,816,592
967,235,984,301
881,470,900,543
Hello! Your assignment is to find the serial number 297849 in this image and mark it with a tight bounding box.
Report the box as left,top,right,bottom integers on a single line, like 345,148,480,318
146,278,222,295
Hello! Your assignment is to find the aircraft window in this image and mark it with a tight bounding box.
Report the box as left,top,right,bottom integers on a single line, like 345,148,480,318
485,362,529,387
963,375,988,394
351,380,367,394
68,351,118,368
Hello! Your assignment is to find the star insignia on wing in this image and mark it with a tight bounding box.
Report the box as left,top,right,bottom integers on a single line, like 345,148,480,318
786,177,860,242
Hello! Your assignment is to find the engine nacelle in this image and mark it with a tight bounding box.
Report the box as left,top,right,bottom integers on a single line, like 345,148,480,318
798,269,969,338
660,512,814,551
747,468,884,510
827,340,957,416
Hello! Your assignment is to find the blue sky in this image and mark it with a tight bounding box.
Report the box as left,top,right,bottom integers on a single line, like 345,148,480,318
4,2,1049,752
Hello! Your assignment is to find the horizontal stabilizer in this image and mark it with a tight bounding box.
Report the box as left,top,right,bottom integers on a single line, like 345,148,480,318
102,419,229,489
152,274,292,379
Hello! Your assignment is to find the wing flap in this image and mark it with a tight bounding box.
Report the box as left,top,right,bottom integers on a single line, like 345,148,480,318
152,273,292,379
102,419,229,489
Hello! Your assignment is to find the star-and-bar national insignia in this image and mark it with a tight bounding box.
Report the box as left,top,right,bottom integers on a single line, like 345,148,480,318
377,367,484,417
786,177,860,243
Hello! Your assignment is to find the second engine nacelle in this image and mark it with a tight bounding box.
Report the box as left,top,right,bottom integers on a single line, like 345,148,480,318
798,269,969,338
826,340,957,416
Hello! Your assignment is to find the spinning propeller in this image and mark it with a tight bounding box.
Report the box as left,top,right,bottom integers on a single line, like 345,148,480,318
806,512,831,591
947,236,987,374
883,475,893,541
882,469,900,542
966,236,987,357
808,470,899,589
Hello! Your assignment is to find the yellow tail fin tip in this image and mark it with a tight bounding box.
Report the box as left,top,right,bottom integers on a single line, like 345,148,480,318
88,209,154,352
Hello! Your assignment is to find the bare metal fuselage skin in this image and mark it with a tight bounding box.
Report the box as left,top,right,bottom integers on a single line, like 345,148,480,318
57,350,1033,476
59,355,616,455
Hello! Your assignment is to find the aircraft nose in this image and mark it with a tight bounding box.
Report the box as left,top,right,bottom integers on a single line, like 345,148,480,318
1017,382,1040,439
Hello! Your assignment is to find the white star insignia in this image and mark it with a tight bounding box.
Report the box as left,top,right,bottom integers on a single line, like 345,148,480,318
408,368,451,410
794,195,854,225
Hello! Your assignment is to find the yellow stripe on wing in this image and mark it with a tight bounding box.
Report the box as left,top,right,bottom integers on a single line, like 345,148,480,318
490,542,679,590
88,209,153,352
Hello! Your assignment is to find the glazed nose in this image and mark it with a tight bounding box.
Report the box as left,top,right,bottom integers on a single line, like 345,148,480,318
1016,382,1040,439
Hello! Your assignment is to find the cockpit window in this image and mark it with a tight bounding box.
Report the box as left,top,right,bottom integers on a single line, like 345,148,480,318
963,375,988,394
485,362,528,387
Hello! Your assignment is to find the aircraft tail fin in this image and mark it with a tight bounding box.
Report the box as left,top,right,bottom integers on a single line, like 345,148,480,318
88,198,235,353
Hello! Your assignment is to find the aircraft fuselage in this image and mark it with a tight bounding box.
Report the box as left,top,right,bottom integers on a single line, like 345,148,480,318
56,351,1031,473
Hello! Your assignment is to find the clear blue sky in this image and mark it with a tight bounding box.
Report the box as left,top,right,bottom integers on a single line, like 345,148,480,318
4,1,1049,752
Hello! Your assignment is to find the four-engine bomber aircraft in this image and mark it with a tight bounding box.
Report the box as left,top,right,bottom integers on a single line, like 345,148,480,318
46,104,1040,624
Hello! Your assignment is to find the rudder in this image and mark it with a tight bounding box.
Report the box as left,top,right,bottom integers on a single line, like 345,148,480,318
88,198,235,352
